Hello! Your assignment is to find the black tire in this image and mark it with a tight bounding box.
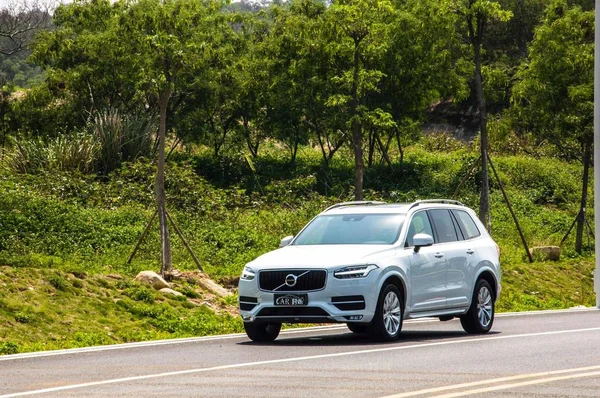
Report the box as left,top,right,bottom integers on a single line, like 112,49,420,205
460,279,495,334
243,322,282,342
347,323,369,334
369,284,403,342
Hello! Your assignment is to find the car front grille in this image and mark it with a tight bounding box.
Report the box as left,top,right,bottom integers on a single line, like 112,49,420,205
258,269,327,292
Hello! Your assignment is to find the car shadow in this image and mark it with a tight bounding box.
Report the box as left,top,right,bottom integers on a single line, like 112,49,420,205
238,328,501,347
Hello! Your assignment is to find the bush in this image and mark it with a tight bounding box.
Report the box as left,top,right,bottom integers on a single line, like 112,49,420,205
0,342,19,355
89,108,154,174
47,274,68,291
125,287,155,303
8,133,97,174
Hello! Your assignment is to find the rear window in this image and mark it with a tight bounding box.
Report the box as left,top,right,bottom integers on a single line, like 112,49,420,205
429,209,459,243
453,210,481,240
293,214,405,245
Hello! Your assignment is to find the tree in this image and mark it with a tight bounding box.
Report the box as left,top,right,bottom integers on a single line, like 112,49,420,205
325,0,395,200
511,0,593,252
448,0,512,230
375,0,470,164
118,0,228,274
0,0,51,56
32,0,142,127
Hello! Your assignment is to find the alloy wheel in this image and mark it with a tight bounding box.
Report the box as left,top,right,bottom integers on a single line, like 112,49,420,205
383,291,401,336
477,286,493,328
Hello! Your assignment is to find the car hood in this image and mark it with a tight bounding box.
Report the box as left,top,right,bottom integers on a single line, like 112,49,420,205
247,245,396,270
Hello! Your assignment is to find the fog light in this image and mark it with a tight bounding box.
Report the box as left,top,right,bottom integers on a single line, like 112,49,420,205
242,315,255,322
345,315,363,321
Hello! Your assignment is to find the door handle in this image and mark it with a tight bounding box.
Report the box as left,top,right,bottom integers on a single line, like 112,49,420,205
466,249,475,254
434,253,444,258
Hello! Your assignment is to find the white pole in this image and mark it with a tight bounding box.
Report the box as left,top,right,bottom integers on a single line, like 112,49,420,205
595,0,600,308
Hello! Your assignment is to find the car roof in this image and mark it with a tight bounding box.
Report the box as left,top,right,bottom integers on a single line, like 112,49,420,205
324,204,410,215
321,200,467,215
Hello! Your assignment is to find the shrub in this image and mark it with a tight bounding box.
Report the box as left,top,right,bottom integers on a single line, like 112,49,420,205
14,311,35,323
89,108,154,174
8,133,97,174
47,274,68,291
125,287,155,303
0,342,19,355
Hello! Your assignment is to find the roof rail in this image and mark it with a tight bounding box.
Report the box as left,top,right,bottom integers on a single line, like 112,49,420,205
322,200,386,213
409,199,465,210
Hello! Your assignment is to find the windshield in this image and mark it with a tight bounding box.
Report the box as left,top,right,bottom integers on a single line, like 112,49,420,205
293,213,405,245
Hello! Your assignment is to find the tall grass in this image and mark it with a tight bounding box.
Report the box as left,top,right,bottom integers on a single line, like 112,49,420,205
90,108,154,174
9,133,97,173
7,108,155,174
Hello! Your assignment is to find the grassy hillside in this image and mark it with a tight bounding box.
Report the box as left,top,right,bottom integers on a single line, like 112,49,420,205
0,141,596,353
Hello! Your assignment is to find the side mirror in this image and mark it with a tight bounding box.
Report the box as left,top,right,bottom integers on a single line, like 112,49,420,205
279,235,294,248
413,233,433,253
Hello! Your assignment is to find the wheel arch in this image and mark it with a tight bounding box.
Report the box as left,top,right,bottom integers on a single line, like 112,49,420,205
381,274,407,311
476,269,498,302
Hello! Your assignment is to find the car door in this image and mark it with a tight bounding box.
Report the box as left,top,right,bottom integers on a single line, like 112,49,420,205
427,209,466,310
445,209,483,308
406,211,447,312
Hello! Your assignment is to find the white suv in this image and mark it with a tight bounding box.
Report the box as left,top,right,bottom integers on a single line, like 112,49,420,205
238,200,501,342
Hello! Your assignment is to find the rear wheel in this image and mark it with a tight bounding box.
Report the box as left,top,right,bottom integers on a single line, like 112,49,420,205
243,322,281,342
369,284,403,342
460,279,494,334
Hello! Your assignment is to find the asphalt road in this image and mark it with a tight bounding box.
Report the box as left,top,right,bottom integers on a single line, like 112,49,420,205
1,308,599,397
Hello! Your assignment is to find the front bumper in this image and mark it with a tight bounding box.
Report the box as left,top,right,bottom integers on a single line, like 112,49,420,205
238,271,380,324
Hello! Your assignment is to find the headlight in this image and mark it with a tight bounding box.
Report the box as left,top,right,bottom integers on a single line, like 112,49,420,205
333,264,378,279
240,266,256,281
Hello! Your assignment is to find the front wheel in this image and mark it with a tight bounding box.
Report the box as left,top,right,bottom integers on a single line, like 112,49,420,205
460,279,494,334
244,322,281,342
369,284,403,342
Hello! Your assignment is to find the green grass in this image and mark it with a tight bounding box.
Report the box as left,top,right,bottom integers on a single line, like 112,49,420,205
0,266,242,354
0,142,596,353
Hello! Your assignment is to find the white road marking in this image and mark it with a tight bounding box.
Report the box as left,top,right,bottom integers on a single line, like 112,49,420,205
431,370,600,397
381,364,600,397
2,326,600,397
0,307,595,362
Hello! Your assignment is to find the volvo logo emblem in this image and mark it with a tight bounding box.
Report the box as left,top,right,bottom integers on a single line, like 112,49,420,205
284,274,298,287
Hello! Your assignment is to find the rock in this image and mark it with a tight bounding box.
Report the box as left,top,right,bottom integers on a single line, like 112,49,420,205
195,274,231,298
175,271,232,298
135,271,170,290
530,246,560,261
159,288,183,297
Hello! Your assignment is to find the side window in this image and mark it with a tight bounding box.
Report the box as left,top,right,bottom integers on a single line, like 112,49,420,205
429,209,459,243
405,211,434,247
453,210,481,240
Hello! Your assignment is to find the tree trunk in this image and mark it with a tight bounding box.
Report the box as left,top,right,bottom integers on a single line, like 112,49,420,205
157,87,172,276
351,44,363,200
290,129,299,166
367,129,375,168
395,127,404,164
575,136,592,253
470,15,490,231
242,116,259,158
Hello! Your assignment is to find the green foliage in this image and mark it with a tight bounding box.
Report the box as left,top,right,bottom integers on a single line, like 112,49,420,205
8,133,97,174
14,311,35,324
0,342,19,355
511,0,594,155
88,108,154,174
47,274,69,291
125,286,155,304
